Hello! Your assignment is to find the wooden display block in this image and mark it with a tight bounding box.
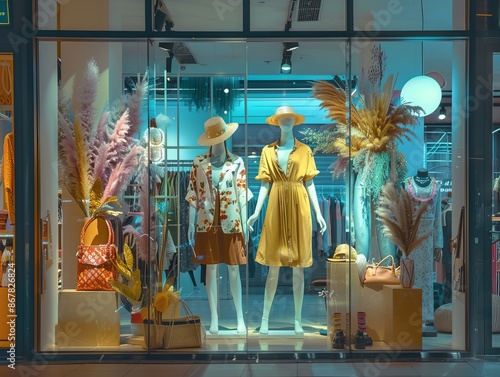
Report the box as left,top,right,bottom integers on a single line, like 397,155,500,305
0,288,14,342
56,289,120,347
327,261,385,341
383,285,422,350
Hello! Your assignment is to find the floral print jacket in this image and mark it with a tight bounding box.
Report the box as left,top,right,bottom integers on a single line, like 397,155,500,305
185,151,253,234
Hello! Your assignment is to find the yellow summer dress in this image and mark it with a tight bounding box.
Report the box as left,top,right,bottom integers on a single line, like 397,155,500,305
255,138,319,267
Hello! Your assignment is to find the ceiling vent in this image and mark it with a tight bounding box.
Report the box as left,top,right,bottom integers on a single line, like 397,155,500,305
172,42,198,64
297,0,321,22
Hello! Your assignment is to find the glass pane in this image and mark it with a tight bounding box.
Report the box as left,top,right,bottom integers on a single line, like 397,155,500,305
38,40,149,351
345,39,467,351
245,40,348,352
149,40,248,350
50,0,145,31
250,0,346,31
153,0,243,32
354,0,467,31
492,54,500,349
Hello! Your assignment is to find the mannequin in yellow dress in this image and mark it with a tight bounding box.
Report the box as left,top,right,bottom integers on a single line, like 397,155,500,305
248,106,326,334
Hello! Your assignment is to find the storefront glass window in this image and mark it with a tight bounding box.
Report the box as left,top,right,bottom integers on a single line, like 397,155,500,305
154,0,243,32
37,37,469,354
39,0,146,31
34,0,471,356
250,0,346,32
353,0,467,31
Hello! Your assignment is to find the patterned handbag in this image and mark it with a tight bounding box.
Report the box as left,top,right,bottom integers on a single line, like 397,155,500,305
76,216,118,291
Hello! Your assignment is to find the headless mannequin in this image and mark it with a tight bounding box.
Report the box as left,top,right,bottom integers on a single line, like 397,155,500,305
414,168,432,187
247,115,327,334
187,141,246,334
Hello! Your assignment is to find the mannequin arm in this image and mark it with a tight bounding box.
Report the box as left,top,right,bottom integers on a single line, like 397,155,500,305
305,180,327,235
240,202,248,241
187,205,196,244
247,182,270,232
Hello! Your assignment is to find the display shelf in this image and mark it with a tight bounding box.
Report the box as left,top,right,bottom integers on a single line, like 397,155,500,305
383,285,422,350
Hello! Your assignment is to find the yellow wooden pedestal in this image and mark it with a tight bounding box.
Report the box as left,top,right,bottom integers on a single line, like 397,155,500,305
0,288,15,347
383,285,422,350
55,290,120,347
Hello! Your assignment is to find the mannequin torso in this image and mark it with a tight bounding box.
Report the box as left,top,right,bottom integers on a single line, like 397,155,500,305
414,168,431,187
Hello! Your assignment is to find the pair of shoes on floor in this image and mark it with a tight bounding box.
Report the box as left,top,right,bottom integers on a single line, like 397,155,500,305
354,331,373,349
332,329,345,349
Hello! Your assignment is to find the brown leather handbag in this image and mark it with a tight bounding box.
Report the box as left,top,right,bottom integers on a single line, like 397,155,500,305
363,255,400,286
76,216,118,291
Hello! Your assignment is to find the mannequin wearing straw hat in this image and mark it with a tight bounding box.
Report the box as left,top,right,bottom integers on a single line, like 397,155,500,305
247,106,327,335
185,116,253,335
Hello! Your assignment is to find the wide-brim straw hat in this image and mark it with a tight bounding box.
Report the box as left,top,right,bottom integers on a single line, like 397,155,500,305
328,244,358,262
266,106,305,126
197,116,239,146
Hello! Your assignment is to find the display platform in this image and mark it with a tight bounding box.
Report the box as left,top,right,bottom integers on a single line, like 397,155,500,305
383,285,422,350
206,329,246,339
55,289,120,347
258,330,305,339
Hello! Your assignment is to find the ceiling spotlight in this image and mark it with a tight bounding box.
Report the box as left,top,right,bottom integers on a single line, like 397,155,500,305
285,42,299,51
165,56,172,74
438,106,446,120
159,42,174,52
281,56,292,74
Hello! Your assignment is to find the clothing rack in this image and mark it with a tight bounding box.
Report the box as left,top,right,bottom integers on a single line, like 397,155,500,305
0,230,13,239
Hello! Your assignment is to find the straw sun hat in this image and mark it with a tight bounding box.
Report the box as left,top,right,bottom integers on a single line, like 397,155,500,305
197,116,239,146
328,244,358,263
266,106,305,126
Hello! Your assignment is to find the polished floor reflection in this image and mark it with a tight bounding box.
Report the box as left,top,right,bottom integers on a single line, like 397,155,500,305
2,360,500,377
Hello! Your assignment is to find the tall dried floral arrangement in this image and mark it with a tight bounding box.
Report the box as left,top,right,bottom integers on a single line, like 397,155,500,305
302,44,423,201
306,73,422,201
58,60,147,217
376,182,430,257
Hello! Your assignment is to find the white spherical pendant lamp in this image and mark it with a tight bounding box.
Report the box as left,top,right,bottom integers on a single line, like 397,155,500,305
400,75,442,117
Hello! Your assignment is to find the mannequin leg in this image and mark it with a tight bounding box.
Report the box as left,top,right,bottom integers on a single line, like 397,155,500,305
227,265,245,333
293,267,304,334
260,266,280,334
205,264,219,334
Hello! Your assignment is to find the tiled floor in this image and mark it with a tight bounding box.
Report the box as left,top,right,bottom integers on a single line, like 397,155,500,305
1,359,499,377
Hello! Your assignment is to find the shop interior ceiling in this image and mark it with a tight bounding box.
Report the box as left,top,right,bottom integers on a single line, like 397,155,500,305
118,0,500,125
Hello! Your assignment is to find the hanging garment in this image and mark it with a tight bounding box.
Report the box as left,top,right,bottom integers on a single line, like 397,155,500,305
405,176,443,323
255,138,319,267
3,132,14,225
179,171,199,273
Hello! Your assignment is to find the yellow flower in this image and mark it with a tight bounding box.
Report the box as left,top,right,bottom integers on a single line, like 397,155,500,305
154,292,170,313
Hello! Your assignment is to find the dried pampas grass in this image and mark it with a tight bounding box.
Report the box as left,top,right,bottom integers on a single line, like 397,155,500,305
376,182,430,257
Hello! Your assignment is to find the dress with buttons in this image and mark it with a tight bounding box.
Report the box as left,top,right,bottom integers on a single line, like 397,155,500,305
255,138,319,267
